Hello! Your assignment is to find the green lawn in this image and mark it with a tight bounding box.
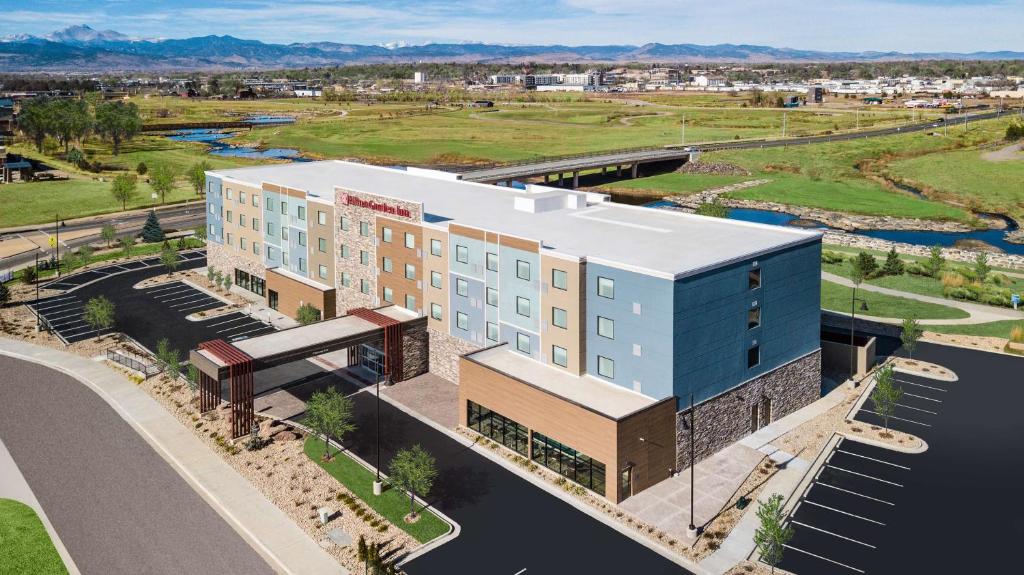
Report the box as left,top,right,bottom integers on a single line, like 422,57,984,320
821,280,969,320
304,438,450,544
600,173,751,197
0,499,68,575
3,238,204,286
921,320,1024,338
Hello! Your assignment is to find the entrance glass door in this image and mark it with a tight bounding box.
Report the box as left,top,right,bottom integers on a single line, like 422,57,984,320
268,290,278,310
358,344,385,377
620,466,632,500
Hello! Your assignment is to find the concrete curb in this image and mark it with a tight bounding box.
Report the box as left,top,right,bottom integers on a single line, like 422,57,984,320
844,361,929,454
372,386,711,575
0,340,346,575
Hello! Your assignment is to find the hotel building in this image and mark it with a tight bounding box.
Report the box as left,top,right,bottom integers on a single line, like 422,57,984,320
204,161,823,503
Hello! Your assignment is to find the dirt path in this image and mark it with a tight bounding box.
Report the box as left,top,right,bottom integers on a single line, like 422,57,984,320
618,111,672,125
982,142,1023,162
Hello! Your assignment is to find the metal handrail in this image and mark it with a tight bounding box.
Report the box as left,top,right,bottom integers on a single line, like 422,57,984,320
106,348,162,378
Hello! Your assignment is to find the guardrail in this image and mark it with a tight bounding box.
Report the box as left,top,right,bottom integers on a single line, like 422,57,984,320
106,347,162,379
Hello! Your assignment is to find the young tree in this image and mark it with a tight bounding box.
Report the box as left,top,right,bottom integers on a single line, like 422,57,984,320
870,364,902,432
141,210,165,243
21,266,38,285
694,198,728,218
94,100,142,155
193,225,207,242
0,281,10,308
165,351,182,381
83,295,116,339
188,160,211,195
389,444,438,520
223,274,232,291
213,270,224,290
357,535,370,575
973,252,990,283
160,245,179,276
186,364,200,396
296,303,322,325
854,251,878,278
149,164,177,205
927,244,945,278
111,173,138,211
207,266,216,285
882,247,905,276
305,387,356,459
136,162,148,176
901,316,922,360
119,235,134,258
100,223,117,248
754,493,793,574
16,97,54,152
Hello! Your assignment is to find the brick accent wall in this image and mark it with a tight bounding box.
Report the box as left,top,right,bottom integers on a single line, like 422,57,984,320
674,349,821,470
428,327,479,383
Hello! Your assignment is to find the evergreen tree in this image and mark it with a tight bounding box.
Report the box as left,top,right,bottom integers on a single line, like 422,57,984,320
854,251,879,278
882,247,905,276
141,210,165,243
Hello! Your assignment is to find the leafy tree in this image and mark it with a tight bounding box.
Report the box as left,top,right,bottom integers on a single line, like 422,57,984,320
193,225,208,242
100,223,117,248
51,99,91,153
66,147,85,167
16,97,53,152
305,387,356,459
186,364,199,396
882,247,905,276
870,364,902,432
0,281,10,308
389,444,438,520
854,252,878,278
694,198,728,218
223,274,232,291
165,351,182,381
973,252,990,283
207,266,216,284
754,493,793,574
136,162,148,176
160,244,179,276
94,100,142,155
188,160,211,195
1007,122,1023,142
21,266,38,285
213,270,223,289
111,173,138,211
901,316,922,360
296,302,322,325
83,295,115,339
149,164,177,204
119,235,134,258
141,210,164,243
926,245,945,278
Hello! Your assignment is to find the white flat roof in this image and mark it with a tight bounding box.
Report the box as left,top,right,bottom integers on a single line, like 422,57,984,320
467,346,659,419
211,161,821,279
232,314,379,358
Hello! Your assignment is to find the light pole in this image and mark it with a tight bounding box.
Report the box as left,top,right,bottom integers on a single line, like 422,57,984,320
373,369,384,496
680,114,685,146
686,392,698,538
34,252,40,331
54,213,60,278
849,291,869,385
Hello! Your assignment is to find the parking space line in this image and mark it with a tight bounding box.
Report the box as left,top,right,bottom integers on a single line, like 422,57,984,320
36,300,80,311
860,410,932,427
803,500,886,525
178,301,220,312
159,291,205,304
145,283,186,294
227,326,271,339
170,295,211,308
791,520,876,548
46,309,84,321
896,379,946,392
207,316,251,327
903,392,942,403
783,544,865,573
39,305,83,317
895,402,938,415
828,465,904,487
218,322,261,334
836,449,911,470
816,482,895,505
36,295,75,304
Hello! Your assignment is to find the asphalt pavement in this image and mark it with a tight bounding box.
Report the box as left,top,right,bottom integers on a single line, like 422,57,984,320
0,355,273,575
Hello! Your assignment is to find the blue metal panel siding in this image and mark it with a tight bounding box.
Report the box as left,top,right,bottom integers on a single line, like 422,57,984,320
450,273,485,345
501,323,540,359
206,176,223,244
673,241,821,405
284,198,309,276
497,244,540,334
449,234,484,280
585,263,674,398
263,189,282,266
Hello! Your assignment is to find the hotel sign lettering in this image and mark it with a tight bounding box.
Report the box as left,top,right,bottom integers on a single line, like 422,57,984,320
341,194,412,218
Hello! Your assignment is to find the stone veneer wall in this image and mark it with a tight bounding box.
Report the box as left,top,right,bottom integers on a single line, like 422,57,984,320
400,320,430,380
207,242,266,285
428,327,479,383
674,349,821,470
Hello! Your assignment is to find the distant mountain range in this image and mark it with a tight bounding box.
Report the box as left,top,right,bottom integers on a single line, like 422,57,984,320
2,25,1022,72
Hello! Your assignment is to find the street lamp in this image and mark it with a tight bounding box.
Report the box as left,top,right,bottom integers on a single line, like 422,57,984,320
686,392,699,538
373,363,389,497
849,294,869,385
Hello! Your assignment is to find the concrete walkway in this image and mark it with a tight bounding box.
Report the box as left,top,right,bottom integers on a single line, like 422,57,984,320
0,437,80,575
0,338,346,575
822,271,1024,325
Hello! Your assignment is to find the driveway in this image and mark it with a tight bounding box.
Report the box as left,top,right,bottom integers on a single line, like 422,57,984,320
0,355,273,575
781,342,1024,573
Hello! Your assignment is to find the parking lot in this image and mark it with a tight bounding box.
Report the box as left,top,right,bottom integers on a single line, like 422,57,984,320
28,294,95,344
193,311,276,342
855,371,948,436
40,249,206,292
139,280,228,317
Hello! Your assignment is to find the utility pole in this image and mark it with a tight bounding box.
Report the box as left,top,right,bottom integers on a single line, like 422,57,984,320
782,111,787,139
373,369,384,496
54,213,60,278
34,252,40,331
680,114,685,146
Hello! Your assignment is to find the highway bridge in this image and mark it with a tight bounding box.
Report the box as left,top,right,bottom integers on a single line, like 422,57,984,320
458,109,1006,186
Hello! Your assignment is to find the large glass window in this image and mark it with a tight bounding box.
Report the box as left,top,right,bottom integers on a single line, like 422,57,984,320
552,345,568,367
552,268,568,290
486,252,498,272
531,431,605,494
552,307,567,329
456,278,468,297
486,287,498,307
467,401,528,457
455,245,469,264
234,269,265,296
597,276,614,299
597,355,614,379
516,259,530,281
597,316,615,339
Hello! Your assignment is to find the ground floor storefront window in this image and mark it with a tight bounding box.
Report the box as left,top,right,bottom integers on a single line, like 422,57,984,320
234,269,266,297
467,400,528,457
531,431,605,494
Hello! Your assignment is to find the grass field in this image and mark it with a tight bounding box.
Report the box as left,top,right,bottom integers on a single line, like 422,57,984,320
0,498,68,575
304,438,450,544
823,256,1024,300
821,280,969,319
922,320,1024,338
600,173,750,197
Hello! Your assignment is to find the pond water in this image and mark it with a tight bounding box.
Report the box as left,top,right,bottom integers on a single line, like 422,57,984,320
245,115,297,125
166,128,305,161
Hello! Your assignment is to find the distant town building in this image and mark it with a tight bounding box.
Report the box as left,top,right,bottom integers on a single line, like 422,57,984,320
414,71,428,84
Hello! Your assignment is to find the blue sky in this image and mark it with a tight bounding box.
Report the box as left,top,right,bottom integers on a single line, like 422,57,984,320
1,0,1022,52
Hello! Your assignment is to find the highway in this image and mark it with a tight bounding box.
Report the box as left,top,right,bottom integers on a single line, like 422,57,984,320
458,109,1006,183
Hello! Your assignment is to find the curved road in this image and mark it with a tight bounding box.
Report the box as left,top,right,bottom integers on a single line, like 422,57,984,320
0,355,273,575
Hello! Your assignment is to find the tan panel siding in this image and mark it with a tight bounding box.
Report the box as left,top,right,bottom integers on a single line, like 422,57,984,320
266,269,336,320
541,255,585,375
448,223,485,241
308,202,335,288
377,216,424,313
498,234,540,253
421,227,449,333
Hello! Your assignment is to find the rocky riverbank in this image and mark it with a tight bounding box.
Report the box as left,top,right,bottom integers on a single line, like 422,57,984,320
823,231,1024,270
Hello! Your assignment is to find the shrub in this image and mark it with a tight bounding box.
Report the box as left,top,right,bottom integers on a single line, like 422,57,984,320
1010,325,1024,343
136,162,148,175
988,273,1010,287
941,271,966,289
821,251,845,265
905,262,929,276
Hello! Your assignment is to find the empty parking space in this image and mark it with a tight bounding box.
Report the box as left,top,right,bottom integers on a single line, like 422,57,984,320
854,373,949,437
28,294,101,344
780,438,914,574
141,281,225,316
194,311,275,342
40,249,206,292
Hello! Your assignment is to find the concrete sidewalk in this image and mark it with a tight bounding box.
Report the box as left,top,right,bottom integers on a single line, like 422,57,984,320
0,437,80,575
0,338,346,575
